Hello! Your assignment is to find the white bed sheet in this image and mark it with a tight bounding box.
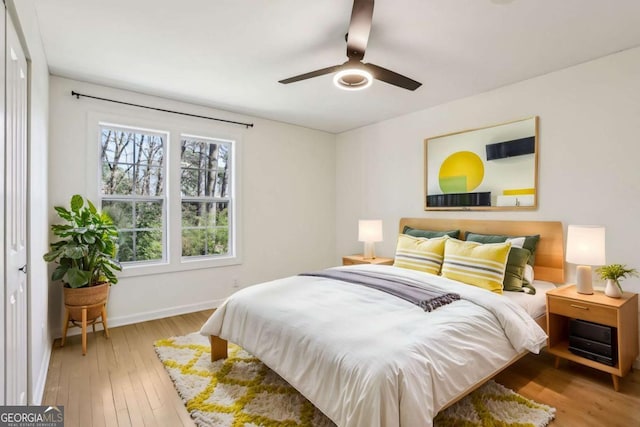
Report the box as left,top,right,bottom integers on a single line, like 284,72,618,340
503,280,556,319
200,265,547,427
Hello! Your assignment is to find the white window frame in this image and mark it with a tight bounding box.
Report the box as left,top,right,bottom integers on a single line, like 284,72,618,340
99,122,169,266
180,134,235,261
87,111,242,278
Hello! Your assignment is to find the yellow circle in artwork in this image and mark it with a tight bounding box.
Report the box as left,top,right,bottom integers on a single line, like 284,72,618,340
439,151,484,193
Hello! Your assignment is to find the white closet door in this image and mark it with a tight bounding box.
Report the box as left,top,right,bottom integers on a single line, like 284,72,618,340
0,3,5,406
4,11,28,405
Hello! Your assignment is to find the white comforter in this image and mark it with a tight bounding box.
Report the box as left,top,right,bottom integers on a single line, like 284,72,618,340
200,264,547,427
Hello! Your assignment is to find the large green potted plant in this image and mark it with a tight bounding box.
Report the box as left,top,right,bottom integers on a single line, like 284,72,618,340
43,194,122,321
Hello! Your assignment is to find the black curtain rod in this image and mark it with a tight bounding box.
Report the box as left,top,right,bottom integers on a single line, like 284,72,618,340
71,91,254,129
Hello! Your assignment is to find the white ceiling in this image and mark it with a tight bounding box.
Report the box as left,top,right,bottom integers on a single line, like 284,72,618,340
33,0,640,133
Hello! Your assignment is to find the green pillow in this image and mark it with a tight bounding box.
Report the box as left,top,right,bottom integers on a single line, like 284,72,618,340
403,226,460,239
521,281,537,294
464,232,540,267
503,247,534,293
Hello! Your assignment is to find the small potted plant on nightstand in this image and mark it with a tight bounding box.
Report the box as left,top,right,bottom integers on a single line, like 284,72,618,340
43,194,121,353
596,264,638,298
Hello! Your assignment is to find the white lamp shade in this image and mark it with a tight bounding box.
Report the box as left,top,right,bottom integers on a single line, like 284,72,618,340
358,220,383,242
566,225,606,266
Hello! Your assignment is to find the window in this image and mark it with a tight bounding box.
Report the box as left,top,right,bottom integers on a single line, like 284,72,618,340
96,118,239,273
181,136,232,258
100,124,167,264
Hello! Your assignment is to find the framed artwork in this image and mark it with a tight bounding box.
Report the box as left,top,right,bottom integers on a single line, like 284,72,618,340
424,116,538,210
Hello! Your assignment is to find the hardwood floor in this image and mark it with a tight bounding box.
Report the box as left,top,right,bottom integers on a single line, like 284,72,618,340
43,310,640,427
496,352,640,427
42,310,214,427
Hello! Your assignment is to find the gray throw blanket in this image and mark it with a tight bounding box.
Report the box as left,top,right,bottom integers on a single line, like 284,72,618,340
300,269,460,312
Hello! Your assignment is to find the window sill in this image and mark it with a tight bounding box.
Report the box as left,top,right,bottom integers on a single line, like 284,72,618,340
118,255,242,278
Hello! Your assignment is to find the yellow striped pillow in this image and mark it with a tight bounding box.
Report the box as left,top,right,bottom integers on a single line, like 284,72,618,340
393,234,446,275
441,238,511,294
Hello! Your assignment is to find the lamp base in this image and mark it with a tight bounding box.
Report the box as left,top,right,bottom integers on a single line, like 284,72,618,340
575,265,594,295
363,242,376,260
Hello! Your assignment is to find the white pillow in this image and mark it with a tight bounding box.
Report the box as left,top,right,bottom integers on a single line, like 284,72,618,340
506,237,526,248
523,264,534,284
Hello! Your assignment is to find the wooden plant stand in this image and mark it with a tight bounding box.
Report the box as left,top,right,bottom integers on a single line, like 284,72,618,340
61,302,110,355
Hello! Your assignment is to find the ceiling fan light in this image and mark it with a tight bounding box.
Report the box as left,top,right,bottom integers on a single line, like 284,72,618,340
333,68,373,91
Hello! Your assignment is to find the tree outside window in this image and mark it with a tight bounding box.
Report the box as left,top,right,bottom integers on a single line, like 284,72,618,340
100,125,166,263
181,136,232,257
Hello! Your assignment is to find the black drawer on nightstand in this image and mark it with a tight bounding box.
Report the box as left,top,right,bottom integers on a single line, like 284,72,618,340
569,318,615,345
569,335,615,358
568,346,616,366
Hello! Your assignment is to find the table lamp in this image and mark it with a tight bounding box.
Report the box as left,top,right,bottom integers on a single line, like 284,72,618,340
565,225,606,294
358,220,383,259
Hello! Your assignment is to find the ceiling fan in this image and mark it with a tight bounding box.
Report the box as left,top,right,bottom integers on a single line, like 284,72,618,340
279,0,422,91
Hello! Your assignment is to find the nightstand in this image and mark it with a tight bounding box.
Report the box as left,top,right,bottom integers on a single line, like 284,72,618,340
342,255,394,266
546,285,639,391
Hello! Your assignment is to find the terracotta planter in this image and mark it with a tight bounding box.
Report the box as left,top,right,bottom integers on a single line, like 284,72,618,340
63,282,110,321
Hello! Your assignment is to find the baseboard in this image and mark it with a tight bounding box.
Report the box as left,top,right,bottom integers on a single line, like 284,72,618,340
107,299,224,329
54,298,224,338
31,340,52,404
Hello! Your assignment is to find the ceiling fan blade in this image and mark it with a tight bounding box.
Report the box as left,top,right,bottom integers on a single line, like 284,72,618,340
364,63,422,91
279,64,343,84
346,0,374,60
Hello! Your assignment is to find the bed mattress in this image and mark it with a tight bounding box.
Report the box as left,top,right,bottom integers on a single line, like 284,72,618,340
504,280,556,319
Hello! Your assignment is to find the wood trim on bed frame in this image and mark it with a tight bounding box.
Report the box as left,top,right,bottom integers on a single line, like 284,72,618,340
534,314,547,333
399,218,565,284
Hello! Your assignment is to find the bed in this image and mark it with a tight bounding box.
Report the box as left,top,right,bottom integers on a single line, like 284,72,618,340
200,218,565,426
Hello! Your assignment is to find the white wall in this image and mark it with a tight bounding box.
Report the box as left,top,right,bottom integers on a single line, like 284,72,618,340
48,76,336,333
10,0,51,404
336,46,640,363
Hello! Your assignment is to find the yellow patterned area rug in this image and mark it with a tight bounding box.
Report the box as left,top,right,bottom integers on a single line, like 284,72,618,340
154,333,555,427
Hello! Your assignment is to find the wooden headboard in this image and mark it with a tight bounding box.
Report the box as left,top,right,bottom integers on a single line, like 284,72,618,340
399,218,565,283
